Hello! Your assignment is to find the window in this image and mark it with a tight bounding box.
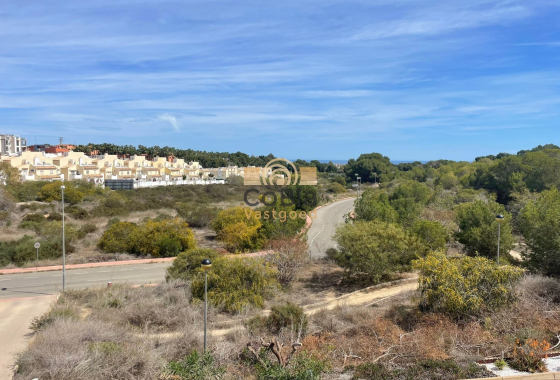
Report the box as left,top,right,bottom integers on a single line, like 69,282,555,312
86,170,89,174
50,170,53,174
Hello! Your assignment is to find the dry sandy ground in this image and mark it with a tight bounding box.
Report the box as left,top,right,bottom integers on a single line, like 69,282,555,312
210,277,419,336
0,295,55,379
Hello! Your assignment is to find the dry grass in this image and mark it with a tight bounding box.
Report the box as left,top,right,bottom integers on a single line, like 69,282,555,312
15,281,209,380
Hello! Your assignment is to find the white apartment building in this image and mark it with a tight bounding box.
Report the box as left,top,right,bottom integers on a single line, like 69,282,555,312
0,134,27,155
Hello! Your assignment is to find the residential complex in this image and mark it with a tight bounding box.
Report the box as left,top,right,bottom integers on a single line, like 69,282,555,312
1,149,245,187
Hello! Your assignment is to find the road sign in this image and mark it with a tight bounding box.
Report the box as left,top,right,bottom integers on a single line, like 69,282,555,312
34,242,40,249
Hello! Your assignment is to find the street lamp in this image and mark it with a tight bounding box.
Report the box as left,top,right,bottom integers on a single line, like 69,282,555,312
496,214,504,264
61,185,66,291
201,258,212,351
34,242,40,271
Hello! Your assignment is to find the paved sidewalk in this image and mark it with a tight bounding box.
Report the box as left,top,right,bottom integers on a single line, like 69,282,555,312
0,257,176,275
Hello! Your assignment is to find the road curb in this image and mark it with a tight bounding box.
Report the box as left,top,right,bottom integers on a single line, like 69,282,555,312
0,257,176,275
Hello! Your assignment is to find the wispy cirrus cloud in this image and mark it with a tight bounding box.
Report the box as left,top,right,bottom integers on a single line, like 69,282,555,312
0,0,559,160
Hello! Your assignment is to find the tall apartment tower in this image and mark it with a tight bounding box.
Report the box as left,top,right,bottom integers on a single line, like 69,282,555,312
0,134,27,155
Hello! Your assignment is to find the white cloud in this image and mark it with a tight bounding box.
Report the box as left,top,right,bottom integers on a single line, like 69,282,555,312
159,114,180,132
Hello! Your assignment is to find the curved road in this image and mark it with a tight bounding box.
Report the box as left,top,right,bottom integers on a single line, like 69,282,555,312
307,198,355,258
0,201,354,377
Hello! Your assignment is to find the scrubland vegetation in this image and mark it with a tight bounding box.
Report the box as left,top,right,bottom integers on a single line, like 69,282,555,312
6,143,560,379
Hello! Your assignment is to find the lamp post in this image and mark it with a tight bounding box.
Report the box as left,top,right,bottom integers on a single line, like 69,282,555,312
61,185,66,291
355,174,360,199
201,258,212,351
34,242,40,271
496,214,504,264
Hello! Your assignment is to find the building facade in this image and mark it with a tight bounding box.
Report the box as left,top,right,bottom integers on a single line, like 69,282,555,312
0,134,27,155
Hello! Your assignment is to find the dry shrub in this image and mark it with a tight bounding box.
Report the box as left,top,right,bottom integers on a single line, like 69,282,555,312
14,319,162,380
265,237,309,286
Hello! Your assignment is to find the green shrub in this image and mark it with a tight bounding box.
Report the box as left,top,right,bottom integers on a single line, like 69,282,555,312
411,219,448,252
212,207,263,253
165,248,220,281
38,181,85,204
6,181,44,202
352,360,491,380
97,221,140,254
135,218,196,257
190,258,279,313
413,252,523,318
518,187,560,276
175,202,219,228
66,205,89,219
494,358,507,370
266,302,307,335
80,223,97,235
165,351,225,380
355,191,399,224
455,200,515,259
255,354,326,380
333,221,427,284
325,183,346,194
21,213,46,223
106,217,120,228
98,218,196,257
47,212,63,221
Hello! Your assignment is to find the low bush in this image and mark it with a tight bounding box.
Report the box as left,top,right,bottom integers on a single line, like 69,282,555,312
413,252,524,318
352,359,492,380
66,205,89,219
212,207,263,253
410,219,448,252
165,248,220,281
98,218,196,257
333,221,427,284
509,339,549,373
326,182,347,194
21,213,46,223
265,238,309,286
164,350,225,380
494,358,507,370
254,354,326,380
189,258,279,313
47,212,63,221
80,223,98,235
175,202,219,228
0,235,76,267
97,221,140,254
266,302,308,335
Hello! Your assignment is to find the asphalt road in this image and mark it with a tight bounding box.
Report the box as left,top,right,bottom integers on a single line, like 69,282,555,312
0,262,172,300
307,198,355,258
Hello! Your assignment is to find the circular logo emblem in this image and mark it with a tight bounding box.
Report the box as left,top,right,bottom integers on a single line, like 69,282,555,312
261,158,298,186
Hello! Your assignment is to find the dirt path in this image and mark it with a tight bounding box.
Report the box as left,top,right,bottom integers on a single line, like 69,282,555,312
0,295,55,379
209,277,418,336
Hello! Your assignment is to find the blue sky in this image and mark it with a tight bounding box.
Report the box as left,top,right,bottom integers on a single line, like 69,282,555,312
1,0,559,161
